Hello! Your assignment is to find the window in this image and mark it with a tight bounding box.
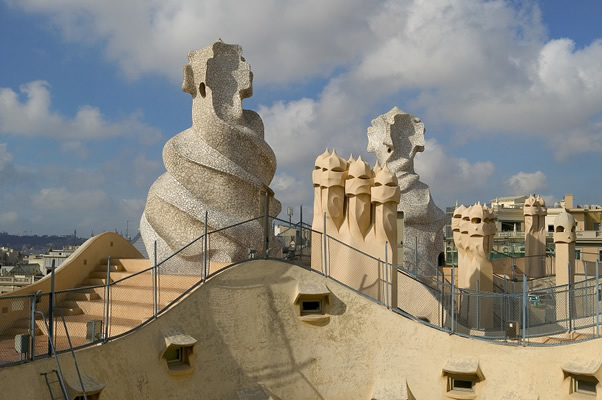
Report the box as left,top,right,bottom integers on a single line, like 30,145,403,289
594,222,601,231
160,334,197,376
445,375,478,399
548,225,554,232
75,395,100,400
562,362,599,398
442,359,483,400
448,377,474,392
575,250,582,260
300,300,323,315
599,250,602,262
573,376,597,396
294,282,331,324
164,346,183,365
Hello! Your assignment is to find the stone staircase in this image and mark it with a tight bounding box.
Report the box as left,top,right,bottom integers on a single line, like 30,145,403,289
0,258,205,363
6,259,155,349
49,259,155,345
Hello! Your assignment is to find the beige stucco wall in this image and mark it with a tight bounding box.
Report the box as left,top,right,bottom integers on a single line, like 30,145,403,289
2,259,602,399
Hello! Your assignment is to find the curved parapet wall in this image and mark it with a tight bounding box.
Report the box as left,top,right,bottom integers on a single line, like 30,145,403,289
141,40,281,264
0,232,144,332
0,232,144,297
3,260,602,399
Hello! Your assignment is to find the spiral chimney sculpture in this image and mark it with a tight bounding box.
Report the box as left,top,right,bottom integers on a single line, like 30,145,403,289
140,40,281,265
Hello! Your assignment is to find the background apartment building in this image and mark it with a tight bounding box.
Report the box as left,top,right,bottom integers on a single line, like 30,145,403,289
445,194,602,266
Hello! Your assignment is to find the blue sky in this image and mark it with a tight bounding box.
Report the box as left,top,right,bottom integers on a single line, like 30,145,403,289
1,0,601,237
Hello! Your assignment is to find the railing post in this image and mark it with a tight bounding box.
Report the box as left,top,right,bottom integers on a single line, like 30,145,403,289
299,205,303,259
48,259,55,357
153,241,158,318
264,191,270,259
414,237,418,275
594,260,600,337
35,311,69,399
502,274,508,329
323,212,328,277
451,265,455,333
440,271,445,328
476,279,480,331
522,273,527,346
585,262,589,316
30,292,38,361
385,243,389,309
203,211,208,282
104,256,111,342
568,262,573,332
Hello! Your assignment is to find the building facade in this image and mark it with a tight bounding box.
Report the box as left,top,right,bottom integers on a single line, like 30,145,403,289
446,194,602,266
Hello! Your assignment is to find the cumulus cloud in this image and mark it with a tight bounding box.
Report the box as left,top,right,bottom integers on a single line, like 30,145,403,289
131,154,164,187
0,143,13,171
9,0,375,84
0,211,18,226
0,81,163,143
550,123,602,160
4,0,602,233
260,98,319,168
9,0,602,159
505,171,548,195
31,187,111,210
119,198,145,219
60,141,89,160
0,143,30,187
415,139,496,205
271,172,311,211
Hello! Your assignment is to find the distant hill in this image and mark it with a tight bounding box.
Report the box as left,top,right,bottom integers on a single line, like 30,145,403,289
0,232,86,254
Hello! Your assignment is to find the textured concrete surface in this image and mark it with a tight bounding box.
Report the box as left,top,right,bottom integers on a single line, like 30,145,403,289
141,40,281,266
3,260,602,399
311,150,400,301
524,194,548,276
367,107,445,273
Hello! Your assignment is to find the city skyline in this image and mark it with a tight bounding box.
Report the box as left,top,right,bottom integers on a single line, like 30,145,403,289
1,0,601,236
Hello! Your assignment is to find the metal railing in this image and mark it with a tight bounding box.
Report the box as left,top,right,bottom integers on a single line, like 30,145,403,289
2,210,602,368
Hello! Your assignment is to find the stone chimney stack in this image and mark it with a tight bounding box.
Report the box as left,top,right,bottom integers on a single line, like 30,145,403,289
554,209,576,286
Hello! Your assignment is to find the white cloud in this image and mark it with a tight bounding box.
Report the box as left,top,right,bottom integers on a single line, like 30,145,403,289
271,172,311,210
4,0,602,233
0,211,18,226
60,141,89,159
31,187,110,210
0,143,13,171
119,198,145,218
261,98,319,168
0,143,30,187
415,139,495,203
0,81,163,143
10,0,602,160
505,171,548,195
131,154,163,187
550,123,602,160
10,0,375,84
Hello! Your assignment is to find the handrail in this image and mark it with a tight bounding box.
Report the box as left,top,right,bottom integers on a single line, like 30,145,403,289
54,308,88,400
34,310,71,400
3,213,602,370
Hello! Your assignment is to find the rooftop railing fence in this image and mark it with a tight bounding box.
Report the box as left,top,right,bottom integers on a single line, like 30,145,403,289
1,210,602,368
